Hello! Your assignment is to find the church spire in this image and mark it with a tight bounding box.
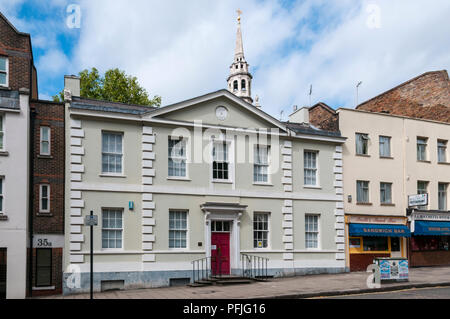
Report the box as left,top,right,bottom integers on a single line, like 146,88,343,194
227,9,253,104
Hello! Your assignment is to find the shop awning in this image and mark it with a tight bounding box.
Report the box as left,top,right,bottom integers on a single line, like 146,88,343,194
413,221,450,236
349,223,411,237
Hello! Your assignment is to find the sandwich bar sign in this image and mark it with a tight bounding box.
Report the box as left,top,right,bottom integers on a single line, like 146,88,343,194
408,194,428,207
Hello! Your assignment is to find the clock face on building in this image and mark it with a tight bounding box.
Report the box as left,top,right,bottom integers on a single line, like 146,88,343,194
215,106,228,121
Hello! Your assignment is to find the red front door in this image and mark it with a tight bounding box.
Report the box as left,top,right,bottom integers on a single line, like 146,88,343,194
211,232,230,275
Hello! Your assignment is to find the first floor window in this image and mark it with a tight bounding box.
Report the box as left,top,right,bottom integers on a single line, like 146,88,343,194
253,213,269,248
169,210,187,248
439,183,448,211
213,141,229,180
254,145,269,183
39,184,50,212
357,180,369,203
102,132,123,174
40,127,51,155
0,115,4,150
0,57,7,86
380,182,392,204
0,178,3,213
168,138,187,177
102,209,123,249
35,248,52,287
304,151,318,186
418,180,429,209
305,215,319,249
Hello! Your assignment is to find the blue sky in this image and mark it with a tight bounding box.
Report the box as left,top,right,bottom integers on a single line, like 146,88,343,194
1,0,449,119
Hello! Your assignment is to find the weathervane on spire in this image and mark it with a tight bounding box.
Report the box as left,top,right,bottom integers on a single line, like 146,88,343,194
237,9,242,22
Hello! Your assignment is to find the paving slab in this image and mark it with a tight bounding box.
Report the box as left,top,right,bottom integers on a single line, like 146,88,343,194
37,266,450,299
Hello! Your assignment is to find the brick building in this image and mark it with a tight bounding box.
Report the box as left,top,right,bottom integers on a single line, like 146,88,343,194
29,99,65,296
0,11,64,298
356,70,450,123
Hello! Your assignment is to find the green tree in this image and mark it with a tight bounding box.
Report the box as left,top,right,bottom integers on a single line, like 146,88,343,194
53,67,161,107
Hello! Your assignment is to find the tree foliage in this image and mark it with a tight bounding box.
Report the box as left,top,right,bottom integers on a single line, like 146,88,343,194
53,67,161,107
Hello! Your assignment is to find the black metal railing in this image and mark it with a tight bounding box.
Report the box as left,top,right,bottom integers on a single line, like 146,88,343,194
241,254,269,280
191,256,212,283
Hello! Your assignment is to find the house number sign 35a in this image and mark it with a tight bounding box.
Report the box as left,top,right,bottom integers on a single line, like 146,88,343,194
37,238,52,247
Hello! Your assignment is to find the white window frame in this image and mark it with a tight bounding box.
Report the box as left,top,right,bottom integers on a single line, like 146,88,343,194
0,57,8,87
169,210,188,250
304,150,319,187
168,137,188,179
357,180,370,203
380,182,393,204
305,214,320,250
101,131,124,175
417,180,429,209
0,115,4,151
417,137,428,161
101,208,124,250
356,133,369,155
0,177,4,214
253,145,270,184
438,183,448,211
40,126,51,156
253,212,270,249
39,184,50,213
379,136,391,158
211,138,234,183
438,140,448,163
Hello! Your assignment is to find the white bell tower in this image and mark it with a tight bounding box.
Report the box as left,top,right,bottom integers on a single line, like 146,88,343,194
227,10,253,104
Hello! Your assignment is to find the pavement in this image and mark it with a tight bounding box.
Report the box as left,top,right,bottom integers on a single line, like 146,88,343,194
39,266,450,299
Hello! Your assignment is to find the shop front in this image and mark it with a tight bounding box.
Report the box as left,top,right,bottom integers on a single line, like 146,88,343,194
346,215,410,272
409,210,450,267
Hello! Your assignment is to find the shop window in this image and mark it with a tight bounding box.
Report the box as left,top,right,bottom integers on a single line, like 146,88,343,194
411,236,449,251
349,237,361,248
363,237,388,251
391,237,401,252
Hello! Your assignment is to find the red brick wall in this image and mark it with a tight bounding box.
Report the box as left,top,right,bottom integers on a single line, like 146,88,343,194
357,71,450,123
309,105,339,131
0,15,34,93
30,100,65,296
31,100,65,234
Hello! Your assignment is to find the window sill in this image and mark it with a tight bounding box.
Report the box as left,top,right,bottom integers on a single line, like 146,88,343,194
356,153,370,157
438,162,450,165
37,154,53,159
0,214,8,221
99,174,127,178
167,177,191,181
417,160,431,164
356,202,373,206
253,182,273,187
380,156,394,159
33,286,55,291
0,151,9,157
380,203,395,207
212,180,233,184
303,185,322,189
37,212,53,217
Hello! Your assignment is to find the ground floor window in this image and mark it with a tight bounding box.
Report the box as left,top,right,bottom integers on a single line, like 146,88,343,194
363,237,389,252
169,210,187,248
253,213,269,248
411,236,450,251
36,248,52,287
102,209,123,249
